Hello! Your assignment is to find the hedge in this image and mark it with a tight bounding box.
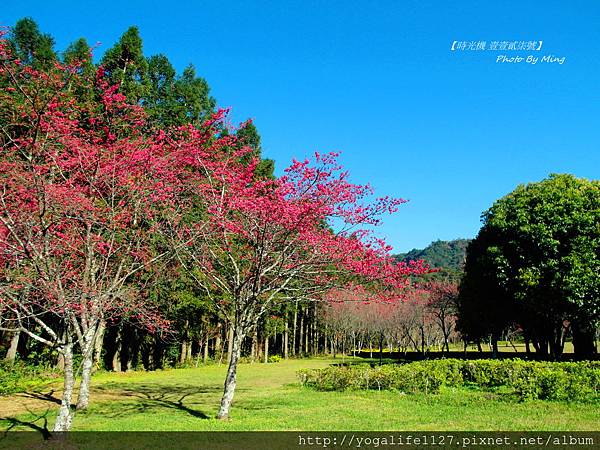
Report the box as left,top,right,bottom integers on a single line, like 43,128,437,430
297,359,600,402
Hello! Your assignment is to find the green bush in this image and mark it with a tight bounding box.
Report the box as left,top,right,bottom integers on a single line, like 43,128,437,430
298,362,445,394
298,359,600,402
423,359,463,387
0,360,60,395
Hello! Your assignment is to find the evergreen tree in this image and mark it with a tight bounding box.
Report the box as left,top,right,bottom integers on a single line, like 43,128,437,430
173,64,216,126
236,121,275,178
100,26,148,101
63,38,93,69
9,17,56,68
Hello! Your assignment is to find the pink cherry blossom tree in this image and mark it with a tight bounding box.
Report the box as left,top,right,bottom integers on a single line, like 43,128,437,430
164,133,430,418
0,34,171,431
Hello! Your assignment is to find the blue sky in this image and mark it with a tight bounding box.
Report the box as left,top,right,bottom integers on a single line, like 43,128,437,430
3,1,599,253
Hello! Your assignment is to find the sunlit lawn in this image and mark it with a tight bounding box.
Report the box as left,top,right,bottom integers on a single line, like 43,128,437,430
1,357,598,433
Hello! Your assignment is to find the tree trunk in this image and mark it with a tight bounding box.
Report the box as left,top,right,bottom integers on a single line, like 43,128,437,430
227,323,234,364
112,325,122,372
55,329,67,370
491,333,499,359
264,335,269,363
250,332,257,362
292,301,298,356
250,318,259,362
4,330,20,362
180,340,188,365
572,321,598,359
283,320,289,359
304,313,309,355
92,320,106,371
298,310,304,355
76,324,98,410
181,320,191,365
56,352,65,371
442,323,450,353
53,339,75,432
203,335,209,364
215,323,222,363
534,336,549,358
314,303,318,356
216,327,245,420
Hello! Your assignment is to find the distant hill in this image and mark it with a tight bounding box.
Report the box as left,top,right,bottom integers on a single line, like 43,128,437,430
395,239,470,275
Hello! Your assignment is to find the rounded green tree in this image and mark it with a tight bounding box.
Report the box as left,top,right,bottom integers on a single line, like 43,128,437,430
458,174,599,359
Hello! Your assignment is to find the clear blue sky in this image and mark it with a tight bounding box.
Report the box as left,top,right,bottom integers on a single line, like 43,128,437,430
3,1,599,253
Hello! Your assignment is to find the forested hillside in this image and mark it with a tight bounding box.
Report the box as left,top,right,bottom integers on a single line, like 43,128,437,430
395,239,470,271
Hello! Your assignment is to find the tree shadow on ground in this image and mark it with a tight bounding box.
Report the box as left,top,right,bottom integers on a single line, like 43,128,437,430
0,409,52,439
91,383,227,419
18,389,62,406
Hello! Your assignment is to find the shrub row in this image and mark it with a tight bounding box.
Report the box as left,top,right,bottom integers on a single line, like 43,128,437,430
297,359,600,402
298,362,446,395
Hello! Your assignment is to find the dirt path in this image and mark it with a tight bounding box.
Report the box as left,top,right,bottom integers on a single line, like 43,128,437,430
0,384,128,418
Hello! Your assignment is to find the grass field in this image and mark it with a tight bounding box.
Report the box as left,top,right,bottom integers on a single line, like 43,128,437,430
1,357,598,432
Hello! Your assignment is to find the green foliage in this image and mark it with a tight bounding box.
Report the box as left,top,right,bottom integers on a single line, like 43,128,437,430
458,174,600,357
63,37,90,63
298,359,600,402
9,17,57,68
395,239,470,281
396,239,470,271
144,60,216,128
298,362,445,394
171,64,216,126
0,360,60,395
63,37,95,76
508,361,600,402
100,26,148,101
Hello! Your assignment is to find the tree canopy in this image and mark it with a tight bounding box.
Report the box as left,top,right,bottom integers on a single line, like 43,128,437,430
458,174,600,358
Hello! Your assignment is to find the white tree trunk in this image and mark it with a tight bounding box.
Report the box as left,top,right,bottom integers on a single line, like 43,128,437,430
292,302,298,356
112,326,122,372
226,324,234,364
92,320,106,371
264,335,269,364
284,321,289,359
53,341,75,432
76,324,98,411
215,323,222,364
216,328,245,419
4,330,20,362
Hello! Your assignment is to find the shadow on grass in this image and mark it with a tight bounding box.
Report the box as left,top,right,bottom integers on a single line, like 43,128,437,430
18,389,62,406
1,409,52,439
91,383,226,419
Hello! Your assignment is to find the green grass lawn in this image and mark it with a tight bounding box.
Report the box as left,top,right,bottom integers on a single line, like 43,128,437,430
1,357,598,432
